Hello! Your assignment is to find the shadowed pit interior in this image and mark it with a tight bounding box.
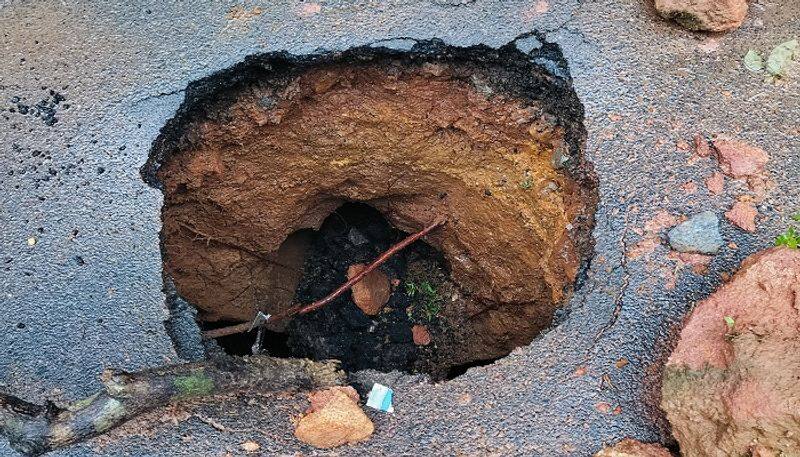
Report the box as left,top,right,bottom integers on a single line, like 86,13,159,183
144,42,597,378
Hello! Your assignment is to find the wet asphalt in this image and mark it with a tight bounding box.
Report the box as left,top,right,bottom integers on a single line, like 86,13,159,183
1,1,798,455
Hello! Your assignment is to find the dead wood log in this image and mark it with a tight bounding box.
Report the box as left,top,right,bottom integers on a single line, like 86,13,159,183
0,355,344,456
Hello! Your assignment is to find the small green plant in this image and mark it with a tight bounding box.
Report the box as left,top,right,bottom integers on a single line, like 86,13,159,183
518,169,534,190
775,214,800,249
405,281,418,297
776,227,799,248
405,280,442,321
723,316,735,329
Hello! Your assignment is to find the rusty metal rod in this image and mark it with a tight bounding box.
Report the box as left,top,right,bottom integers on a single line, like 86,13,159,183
201,217,446,340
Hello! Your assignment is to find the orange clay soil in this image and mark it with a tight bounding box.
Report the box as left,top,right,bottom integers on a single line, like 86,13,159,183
157,59,596,355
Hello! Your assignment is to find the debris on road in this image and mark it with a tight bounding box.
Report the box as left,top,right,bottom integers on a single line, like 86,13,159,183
744,49,765,73
0,356,346,455
744,39,798,81
705,171,725,195
662,248,800,455
725,200,758,232
295,387,374,449
239,440,261,453
712,138,769,180
654,0,747,32
201,219,444,340
667,211,724,254
366,383,395,413
594,438,672,457
694,133,712,157
348,263,391,315
627,211,678,260
668,251,713,275
594,402,613,414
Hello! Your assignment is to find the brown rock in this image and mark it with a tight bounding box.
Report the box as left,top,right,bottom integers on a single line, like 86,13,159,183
347,264,391,315
655,0,748,32
705,171,725,195
725,200,757,232
412,324,432,345
295,388,374,449
713,138,769,179
662,248,800,456
594,439,672,457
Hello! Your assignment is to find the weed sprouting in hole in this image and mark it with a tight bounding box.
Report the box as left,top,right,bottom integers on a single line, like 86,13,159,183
519,170,533,190
775,214,800,249
723,316,735,329
406,280,443,321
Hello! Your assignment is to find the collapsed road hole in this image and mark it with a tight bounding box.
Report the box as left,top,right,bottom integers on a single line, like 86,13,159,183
144,37,598,380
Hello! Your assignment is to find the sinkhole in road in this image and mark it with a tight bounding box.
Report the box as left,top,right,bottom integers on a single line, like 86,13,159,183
143,38,597,380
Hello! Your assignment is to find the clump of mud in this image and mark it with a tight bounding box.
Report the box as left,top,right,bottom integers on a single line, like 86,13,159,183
145,40,597,377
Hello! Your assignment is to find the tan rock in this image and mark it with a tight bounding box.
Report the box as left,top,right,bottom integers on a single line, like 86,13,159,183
594,439,672,457
725,200,757,232
239,440,261,453
713,138,769,179
347,264,391,315
655,0,748,32
412,324,432,345
295,388,374,449
662,248,800,456
307,386,360,412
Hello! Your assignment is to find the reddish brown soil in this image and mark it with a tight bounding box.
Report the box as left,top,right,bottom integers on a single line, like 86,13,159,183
157,58,596,365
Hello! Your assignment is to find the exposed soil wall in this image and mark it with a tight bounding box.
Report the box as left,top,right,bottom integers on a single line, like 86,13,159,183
144,41,597,372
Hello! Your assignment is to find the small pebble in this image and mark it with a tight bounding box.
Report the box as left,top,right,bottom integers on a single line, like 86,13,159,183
667,211,723,254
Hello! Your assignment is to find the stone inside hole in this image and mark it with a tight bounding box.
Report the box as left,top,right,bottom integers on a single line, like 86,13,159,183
145,40,598,380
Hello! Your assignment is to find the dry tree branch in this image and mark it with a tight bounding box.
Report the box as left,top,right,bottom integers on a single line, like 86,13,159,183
0,356,345,456
202,217,446,339
0,219,445,455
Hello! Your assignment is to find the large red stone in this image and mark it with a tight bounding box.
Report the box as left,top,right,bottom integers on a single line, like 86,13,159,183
662,247,800,456
713,138,769,179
